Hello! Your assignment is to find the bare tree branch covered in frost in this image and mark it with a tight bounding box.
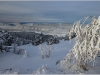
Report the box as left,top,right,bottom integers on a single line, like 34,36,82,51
60,16,100,73
39,44,56,58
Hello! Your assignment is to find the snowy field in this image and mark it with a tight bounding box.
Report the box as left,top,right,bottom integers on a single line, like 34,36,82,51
0,39,74,74
0,39,75,74
0,21,100,74
0,38,100,74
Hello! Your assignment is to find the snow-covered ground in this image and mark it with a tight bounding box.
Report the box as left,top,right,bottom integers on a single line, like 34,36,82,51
0,38,100,74
0,38,75,74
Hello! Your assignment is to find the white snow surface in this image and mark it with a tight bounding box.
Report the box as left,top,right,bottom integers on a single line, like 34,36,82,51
0,38,100,74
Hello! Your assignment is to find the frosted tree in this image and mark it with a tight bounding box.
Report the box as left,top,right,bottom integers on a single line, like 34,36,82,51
39,44,45,58
60,16,100,73
23,50,29,57
39,44,55,58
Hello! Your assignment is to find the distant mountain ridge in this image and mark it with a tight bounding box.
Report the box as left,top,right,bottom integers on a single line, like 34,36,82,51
0,22,72,26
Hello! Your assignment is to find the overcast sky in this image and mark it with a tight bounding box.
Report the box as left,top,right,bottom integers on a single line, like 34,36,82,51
0,1,100,23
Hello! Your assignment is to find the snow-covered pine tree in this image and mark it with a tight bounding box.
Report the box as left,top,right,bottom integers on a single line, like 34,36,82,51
60,16,100,73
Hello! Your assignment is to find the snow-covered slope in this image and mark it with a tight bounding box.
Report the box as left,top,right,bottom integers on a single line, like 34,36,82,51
0,38,100,74
0,39,75,74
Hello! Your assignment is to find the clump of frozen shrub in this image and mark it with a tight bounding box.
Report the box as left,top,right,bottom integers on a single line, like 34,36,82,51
13,47,29,57
60,16,100,73
39,44,55,58
12,69,20,74
33,65,49,74
14,48,25,55
0,68,19,74
0,69,11,74
23,50,29,57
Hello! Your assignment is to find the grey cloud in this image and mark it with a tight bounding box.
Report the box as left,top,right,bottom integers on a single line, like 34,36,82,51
0,1,100,22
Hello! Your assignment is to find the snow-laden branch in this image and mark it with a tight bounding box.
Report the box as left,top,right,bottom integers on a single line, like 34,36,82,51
60,16,100,73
